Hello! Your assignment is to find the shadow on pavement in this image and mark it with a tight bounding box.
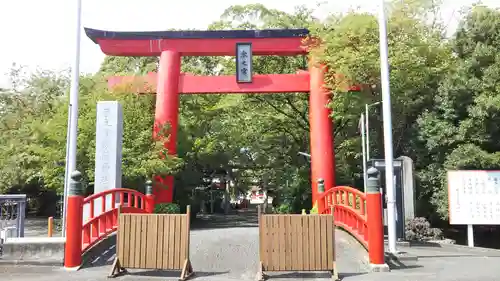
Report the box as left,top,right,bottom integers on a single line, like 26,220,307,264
191,209,259,230
408,241,444,248
417,254,500,258
388,264,423,270
127,269,229,278
264,271,367,280
265,271,332,279
339,272,368,280
82,234,116,268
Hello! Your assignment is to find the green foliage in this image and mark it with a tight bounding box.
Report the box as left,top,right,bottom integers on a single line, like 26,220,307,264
309,0,452,189
405,217,443,241
274,203,292,214
310,202,318,214
154,203,181,214
0,66,69,193
0,67,181,195
417,5,500,219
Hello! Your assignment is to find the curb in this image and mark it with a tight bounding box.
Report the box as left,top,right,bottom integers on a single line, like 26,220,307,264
0,258,63,266
388,240,500,255
409,241,500,253
384,240,411,247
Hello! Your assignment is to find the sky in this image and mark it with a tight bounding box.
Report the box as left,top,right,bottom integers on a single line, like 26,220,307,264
0,0,499,88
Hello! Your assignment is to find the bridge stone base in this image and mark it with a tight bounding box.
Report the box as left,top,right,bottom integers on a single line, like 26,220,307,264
369,263,390,272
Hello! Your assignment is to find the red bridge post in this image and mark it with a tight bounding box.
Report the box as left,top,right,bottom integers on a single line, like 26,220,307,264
366,167,388,270
64,170,84,270
145,180,155,213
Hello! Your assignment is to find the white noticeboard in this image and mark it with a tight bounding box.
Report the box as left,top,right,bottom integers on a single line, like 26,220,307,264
447,170,500,225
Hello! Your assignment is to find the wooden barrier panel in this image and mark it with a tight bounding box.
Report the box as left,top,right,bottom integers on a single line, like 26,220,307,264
257,208,337,281
109,206,193,280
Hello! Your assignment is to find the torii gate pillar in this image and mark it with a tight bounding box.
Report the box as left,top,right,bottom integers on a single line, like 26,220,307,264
153,50,181,203
309,64,334,210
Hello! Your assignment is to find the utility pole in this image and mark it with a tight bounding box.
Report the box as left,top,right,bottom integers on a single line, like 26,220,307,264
378,0,398,254
361,113,367,193
365,101,381,161
62,0,82,236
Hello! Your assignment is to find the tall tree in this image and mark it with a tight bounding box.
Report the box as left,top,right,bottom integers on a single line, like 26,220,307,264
417,5,500,219
0,68,181,196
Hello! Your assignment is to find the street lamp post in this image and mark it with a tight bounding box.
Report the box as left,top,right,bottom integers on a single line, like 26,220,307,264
360,113,367,193
298,152,311,159
298,151,312,201
62,0,83,236
365,101,381,161
378,0,398,254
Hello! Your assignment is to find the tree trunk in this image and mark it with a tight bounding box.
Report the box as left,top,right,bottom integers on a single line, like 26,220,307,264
263,191,269,213
262,174,269,213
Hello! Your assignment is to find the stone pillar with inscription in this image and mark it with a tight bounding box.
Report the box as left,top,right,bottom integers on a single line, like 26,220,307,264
397,156,416,222
84,101,123,222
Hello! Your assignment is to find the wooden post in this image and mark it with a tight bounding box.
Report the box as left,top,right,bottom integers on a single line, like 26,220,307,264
145,180,155,213
64,171,84,270
256,205,264,281
180,205,194,280
331,206,339,280
186,205,191,256
366,167,385,265
108,205,126,278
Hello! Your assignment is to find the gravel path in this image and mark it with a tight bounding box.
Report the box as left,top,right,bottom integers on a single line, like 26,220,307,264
1,209,369,281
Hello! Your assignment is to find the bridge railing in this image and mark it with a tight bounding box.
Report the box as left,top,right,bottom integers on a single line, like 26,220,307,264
319,186,368,248
81,187,153,252
63,171,154,270
317,168,385,267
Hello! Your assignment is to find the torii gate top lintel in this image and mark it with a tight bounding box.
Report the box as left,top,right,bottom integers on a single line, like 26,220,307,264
84,27,310,57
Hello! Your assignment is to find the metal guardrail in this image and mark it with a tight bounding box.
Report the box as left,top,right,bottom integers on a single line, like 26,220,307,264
0,194,26,238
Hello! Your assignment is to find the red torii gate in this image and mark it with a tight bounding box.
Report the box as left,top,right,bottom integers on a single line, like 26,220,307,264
62,28,386,271
85,28,360,212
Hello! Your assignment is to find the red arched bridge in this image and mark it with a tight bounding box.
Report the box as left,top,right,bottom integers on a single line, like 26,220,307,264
80,188,153,253
64,182,385,270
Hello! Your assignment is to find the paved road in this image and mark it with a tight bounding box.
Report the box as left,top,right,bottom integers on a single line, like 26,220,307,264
1,209,368,281
358,244,500,281
4,210,500,280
